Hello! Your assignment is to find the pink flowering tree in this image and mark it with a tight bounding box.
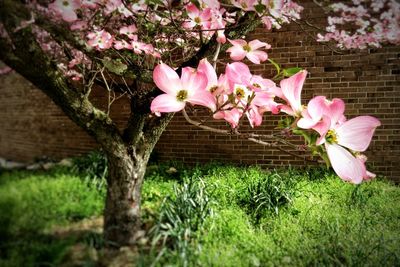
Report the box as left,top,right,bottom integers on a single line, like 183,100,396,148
0,0,398,248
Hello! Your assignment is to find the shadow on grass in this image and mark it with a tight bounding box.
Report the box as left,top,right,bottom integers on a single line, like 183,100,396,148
0,210,103,267
0,168,105,267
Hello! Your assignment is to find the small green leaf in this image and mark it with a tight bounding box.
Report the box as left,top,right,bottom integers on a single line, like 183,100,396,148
268,58,281,75
101,57,127,75
254,4,266,14
283,67,302,77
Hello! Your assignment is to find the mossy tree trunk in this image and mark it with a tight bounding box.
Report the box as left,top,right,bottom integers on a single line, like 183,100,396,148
102,133,159,246
102,108,173,247
104,152,144,247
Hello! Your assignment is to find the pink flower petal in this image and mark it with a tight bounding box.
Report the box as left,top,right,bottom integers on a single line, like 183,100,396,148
252,91,276,109
153,63,182,95
246,107,263,128
279,70,307,115
248,39,269,50
307,96,326,122
228,39,247,47
213,111,225,120
297,110,317,129
200,8,212,21
312,115,331,136
63,10,78,22
262,16,272,30
187,90,216,111
226,46,247,61
225,62,252,89
336,116,381,152
309,96,345,125
197,58,218,89
278,104,295,116
216,30,226,44
269,86,285,100
222,108,242,128
150,94,186,115
326,143,364,184
181,67,208,92
364,171,376,180
217,74,232,94
328,98,345,125
186,3,200,17
246,50,268,64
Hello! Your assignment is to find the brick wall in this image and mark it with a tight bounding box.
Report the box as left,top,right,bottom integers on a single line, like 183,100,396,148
0,71,130,162
0,1,399,181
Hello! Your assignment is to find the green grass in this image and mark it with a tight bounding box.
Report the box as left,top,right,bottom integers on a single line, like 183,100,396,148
0,168,105,267
197,166,400,267
0,163,399,266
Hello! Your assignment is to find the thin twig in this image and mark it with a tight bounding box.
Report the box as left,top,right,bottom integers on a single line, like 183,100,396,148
13,12,35,32
182,108,230,135
247,137,319,164
292,19,344,55
212,43,221,69
100,67,111,91
182,108,320,164
85,69,100,99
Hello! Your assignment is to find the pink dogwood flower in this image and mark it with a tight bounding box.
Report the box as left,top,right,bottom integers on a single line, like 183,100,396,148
262,0,284,18
231,0,257,11
297,96,345,135
227,39,271,64
114,40,132,50
213,108,243,128
87,30,113,50
151,63,216,116
119,25,138,39
261,16,273,30
183,3,211,29
225,62,279,114
322,116,381,184
49,0,81,22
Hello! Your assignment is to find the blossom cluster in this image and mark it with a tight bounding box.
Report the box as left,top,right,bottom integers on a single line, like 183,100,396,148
47,0,303,46
37,0,303,78
317,0,400,49
150,58,380,184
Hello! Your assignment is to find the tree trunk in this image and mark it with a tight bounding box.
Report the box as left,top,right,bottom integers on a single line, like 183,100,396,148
103,148,147,248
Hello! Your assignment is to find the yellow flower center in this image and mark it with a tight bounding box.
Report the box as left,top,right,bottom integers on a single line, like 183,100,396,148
243,44,251,52
194,17,201,24
209,85,218,93
63,0,69,6
176,90,188,102
235,87,246,99
325,129,338,144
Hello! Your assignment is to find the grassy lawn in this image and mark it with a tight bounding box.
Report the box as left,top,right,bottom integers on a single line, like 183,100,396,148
0,161,399,266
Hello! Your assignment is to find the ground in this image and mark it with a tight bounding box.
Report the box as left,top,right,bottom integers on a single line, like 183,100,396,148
0,159,399,266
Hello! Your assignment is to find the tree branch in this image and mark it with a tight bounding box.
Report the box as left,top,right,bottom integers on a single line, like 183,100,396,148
0,0,125,154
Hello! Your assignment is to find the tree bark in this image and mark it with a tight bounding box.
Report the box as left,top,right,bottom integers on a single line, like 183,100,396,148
103,149,146,247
